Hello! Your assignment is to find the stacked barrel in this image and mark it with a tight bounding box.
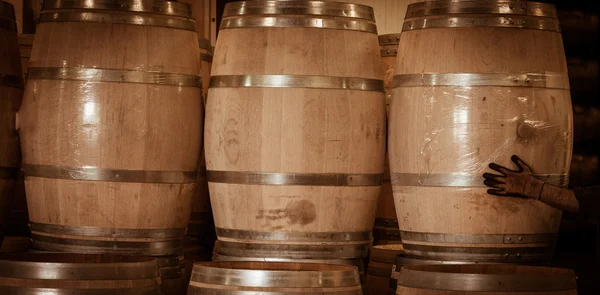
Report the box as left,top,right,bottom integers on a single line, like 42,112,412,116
205,0,386,275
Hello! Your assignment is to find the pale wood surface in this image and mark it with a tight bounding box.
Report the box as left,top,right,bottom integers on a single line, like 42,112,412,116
389,22,573,254
206,26,385,242
19,19,203,234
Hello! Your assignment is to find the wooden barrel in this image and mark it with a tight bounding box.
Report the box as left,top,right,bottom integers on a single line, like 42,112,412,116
205,0,385,260
396,264,577,295
0,0,23,244
157,255,187,295
17,34,33,78
389,1,572,262
0,253,162,294
0,236,31,252
188,261,363,295
558,10,598,57
18,0,203,256
573,105,600,149
567,58,598,105
365,244,404,295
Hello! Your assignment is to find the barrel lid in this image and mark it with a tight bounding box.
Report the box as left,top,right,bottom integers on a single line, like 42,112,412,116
0,253,161,280
191,261,361,288
223,0,375,21
406,1,558,19
396,264,577,292
0,1,15,21
42,0,195,19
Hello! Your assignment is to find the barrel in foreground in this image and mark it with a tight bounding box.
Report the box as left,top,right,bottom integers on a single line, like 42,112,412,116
206,0,386,261
188,261,362,295
19,0,203,256
389,0,572,263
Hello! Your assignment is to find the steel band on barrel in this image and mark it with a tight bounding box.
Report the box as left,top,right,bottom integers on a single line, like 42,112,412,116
406,1,557,19
0,167,18,179
0,1,15,19
220,16,377,33
391,173,569,188
403,17,560,32
373,228,401,241
223,0,375,21
23,164,197,184
217,228,371,242
190,262,360,288
374,218,399,228
402,244,553,263
214,240,369,260
211,75,384,92
0,74,24,89
198,38,212,52
30,222,186,239
0,287,161,295
39,11,196,31
208,171,383,186
28,67,202,87
378,34,401,46
0,18,16,31
199,53,213,63
187,286,362,295
42,0,194,18
31,234,183,256
396,267,576,292
392,72,570,89
399,231,557,245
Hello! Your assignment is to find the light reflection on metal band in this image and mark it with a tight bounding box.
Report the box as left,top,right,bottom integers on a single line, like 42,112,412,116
391,173,568,188
397,265,575,292
187,287,362,295
42,0,194,18
28,67,202,88
223,0,375,21
0,74,24,89
217,228,371,242
0,18,17,31
406,1,557,19
402,244,553,263
211,75,384,92
392,72,570,89
39,11,196,31
23,164,197,184
400,231,557,245
0,286,161,294
30,222,186,238
0,167,18,179
208,171,383,186
190,261,361,288
220,16,377,33
403,17,560,32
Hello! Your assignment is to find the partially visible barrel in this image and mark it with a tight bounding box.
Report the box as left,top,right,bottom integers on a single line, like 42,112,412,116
390,1,572,262
567,58,598,105
569,154,599,188
396,264,577,295
559,10,598,57
0,253,162,294
17,34,33,78
19,0,203,256
199,38,212,103
157,255,186,295
206,0,385,261
0,0,23,245
365,244,404,295
573,105,600,149
0,236,30,252
188,261,363,295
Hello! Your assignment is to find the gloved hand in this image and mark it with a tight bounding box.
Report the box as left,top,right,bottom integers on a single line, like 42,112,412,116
483,155,546,199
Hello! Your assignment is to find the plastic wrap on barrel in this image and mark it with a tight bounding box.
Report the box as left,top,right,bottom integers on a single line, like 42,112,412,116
390,85,573,188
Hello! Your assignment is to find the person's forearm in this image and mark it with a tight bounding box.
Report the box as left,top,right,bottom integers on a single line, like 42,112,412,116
539,184,580,213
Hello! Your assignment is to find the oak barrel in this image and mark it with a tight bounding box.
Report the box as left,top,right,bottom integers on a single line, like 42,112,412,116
569,154,599,188
205,0,385,260
188,261,363,295
0,253,162,294
0,236,30,252
365,244,404,295
17,34,33,78
0,0,22,245
18,0,203,255
558,10,598,57
396,264,577,295
157,255,187,295
567,58,598,105
389,1,573,262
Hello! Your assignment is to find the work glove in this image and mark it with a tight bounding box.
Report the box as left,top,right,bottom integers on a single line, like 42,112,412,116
483,155,545,199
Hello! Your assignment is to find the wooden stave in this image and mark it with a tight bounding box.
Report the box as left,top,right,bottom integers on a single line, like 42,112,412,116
205,1,385,261
0,253,162,294
389,1,572,262
19,0,203,256
187,261,363,295
395,264,577,295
